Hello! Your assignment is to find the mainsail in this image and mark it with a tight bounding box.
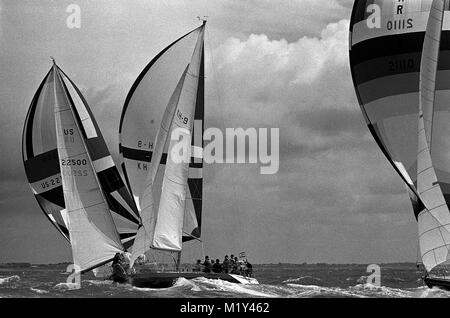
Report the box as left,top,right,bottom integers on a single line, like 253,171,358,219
53,62,124,272
350,0,450,272
119,22,205,255
22,63,140,249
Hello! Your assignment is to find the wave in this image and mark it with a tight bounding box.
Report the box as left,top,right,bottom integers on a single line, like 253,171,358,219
187,277,277,297
128,277,423,298
30,287,49,294
278,283,419,298
282,276,322,284
286,284,367,298
173,277,202,292
418,286,450,298
0,275,20,285
350,284,414,298
128,276,275,297
53,282,81,291
84,279,113,286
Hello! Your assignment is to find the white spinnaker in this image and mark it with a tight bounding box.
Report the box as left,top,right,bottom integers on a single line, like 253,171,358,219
152,26,205,252
53,66,124,272
129,67,189,267
416,0,450,273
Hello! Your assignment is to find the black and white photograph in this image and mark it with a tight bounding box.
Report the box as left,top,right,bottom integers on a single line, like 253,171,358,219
1,0,449,303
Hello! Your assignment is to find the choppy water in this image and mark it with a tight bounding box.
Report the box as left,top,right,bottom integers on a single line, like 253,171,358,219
0,263,448,298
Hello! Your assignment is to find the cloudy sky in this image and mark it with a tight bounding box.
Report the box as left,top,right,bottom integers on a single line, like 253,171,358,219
0,0,419,265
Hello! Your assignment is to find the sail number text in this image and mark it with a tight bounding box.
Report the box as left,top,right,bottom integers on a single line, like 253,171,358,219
388,58,415,72
60,158,88,177
61,159,88,166
177,109,189,125
40,176,61,190
61,169,88,177
137,140,153,149
386,18,413,31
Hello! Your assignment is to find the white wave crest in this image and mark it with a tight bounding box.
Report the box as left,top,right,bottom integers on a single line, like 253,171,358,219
173,277,202,292
418,286,450,298
190,277,276,297
30,287,49,294
54,282,81,290
84,279,113,286
350,284,415,298
286,283,366,298
282,276,322,284
0,275,20,285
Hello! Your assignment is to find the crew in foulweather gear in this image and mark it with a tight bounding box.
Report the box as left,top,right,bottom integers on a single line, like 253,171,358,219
212,259,223,274
110,253,128,283
202,256,212,273
231,257,240,274
222,255,230,274
245,260,253,277
238,260,247,275
193,259,202,272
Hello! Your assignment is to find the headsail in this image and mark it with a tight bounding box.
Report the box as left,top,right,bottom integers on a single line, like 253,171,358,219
152,24,205,251
416,0,450,272
349,0,450,273
22,64,140,249
119,22,205,248
129,67,189,266
53,62,124,272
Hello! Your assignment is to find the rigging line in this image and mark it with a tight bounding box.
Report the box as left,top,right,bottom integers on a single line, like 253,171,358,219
183,231,203,242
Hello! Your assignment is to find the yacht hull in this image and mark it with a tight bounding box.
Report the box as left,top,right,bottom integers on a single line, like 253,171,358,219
424,277,450,291
130,272,259,288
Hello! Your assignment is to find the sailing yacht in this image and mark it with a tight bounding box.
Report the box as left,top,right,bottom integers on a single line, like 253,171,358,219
350,0,450,290
22,60,140,268
120,20,259,287
23,21,258,288
22,60,143,280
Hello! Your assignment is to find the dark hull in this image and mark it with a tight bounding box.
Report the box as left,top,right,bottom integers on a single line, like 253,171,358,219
130,272,255,289
424,277,450,291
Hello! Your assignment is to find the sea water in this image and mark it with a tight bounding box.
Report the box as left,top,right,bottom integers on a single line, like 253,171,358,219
0,263,447,298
